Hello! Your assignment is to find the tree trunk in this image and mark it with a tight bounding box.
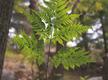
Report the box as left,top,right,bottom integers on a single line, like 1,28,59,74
79,12,89,51
100,16,108,80
0,0,14,79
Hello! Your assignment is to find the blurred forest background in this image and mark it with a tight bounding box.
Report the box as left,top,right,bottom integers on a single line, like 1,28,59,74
0,0,108,80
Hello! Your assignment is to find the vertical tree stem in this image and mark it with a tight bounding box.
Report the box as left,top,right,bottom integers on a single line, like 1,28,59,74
0,0,14,79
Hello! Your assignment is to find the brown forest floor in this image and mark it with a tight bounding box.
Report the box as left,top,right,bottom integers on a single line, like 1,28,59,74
1,50,103,80
2,51,34,80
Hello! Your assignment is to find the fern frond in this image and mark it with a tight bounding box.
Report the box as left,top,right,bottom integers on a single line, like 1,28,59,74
26,0,88,45
51,48,91,69
14,0,91,70
13,33,44,65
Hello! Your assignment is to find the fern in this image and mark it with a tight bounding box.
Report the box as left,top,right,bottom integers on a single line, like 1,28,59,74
14,0,91,70
26,0,88,44
13,32,44,65
51,48,91,70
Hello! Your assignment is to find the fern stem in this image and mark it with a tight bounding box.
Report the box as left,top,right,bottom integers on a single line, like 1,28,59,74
45,37,54,80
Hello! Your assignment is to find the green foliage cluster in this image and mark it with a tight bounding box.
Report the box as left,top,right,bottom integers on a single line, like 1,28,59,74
52,48,90,70
13,32,44,65
26,0,88,45
14,0,91,70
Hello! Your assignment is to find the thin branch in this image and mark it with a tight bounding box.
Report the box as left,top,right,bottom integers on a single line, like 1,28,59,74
70,0,80,14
